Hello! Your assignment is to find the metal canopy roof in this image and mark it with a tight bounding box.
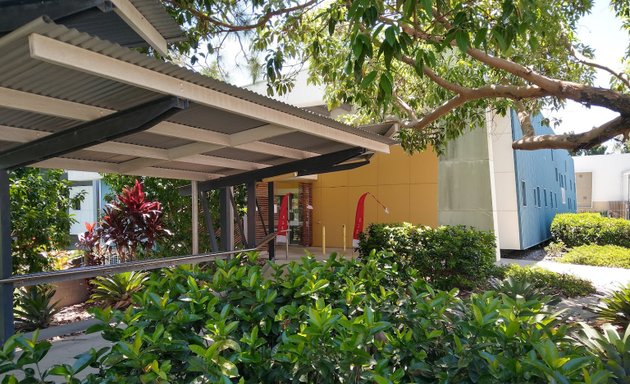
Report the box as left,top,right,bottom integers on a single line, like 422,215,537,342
0,18,393,182
0,0,185,55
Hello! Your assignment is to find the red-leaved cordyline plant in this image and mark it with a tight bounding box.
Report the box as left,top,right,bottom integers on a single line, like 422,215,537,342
77,180,171,263
77,222,104,266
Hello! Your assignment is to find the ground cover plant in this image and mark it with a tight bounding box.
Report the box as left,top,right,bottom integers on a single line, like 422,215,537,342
558,245,630,269
498,264,596,298
0,251,628,383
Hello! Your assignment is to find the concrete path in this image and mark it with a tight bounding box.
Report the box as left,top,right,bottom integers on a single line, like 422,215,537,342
498,258,630,292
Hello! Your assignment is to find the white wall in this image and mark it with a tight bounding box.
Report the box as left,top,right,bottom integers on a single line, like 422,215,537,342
70,186,95,235
487,112,520,250
67,171,102,182
573,153,630,202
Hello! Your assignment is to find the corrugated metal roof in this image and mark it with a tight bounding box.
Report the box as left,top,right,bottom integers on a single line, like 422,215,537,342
130,0,186,42
0,0,185,44
0,18,393,181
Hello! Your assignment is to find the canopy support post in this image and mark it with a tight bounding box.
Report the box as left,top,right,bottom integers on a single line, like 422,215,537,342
0,170,13,344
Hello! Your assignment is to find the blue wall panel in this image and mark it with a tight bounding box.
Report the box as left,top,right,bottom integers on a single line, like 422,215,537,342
511,111,576,249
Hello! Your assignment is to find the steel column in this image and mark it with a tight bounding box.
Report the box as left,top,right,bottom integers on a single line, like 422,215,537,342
219,187,234,252
0,170,13,344
200,192,219,253
191,181,199,255
246,181,257,248
268,182,275,260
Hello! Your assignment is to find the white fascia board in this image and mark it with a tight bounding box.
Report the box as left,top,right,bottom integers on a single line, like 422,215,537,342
110,0,168,56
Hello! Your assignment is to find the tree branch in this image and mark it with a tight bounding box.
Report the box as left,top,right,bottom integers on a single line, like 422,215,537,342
513,115,630,150
568,45,630,89
164,0,320,32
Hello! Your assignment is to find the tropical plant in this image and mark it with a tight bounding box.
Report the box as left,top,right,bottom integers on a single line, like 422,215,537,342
573,323,630,384
102,174,248,256
77,222,105,266
9,168,83,273
0,252,620,383
594,284,630,327
99,180,170,262
89,271,149,309
489,275,552,303
14,285,60,331
165,0,630,153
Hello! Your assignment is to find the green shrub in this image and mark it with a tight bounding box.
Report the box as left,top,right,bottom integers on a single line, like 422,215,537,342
89,271,149,309
594,283,630,326
558,244,630,269
551,212,630,248
358,223,496,289
0,252,621,383
14,285,60,331
502,264,596,298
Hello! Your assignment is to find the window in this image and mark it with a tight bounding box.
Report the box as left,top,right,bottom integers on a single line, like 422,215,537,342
533,188,537,206
72,199,81,210
555,194,558,207
537,187,541,207
551,150,554,161
544,189,547,206
521,180,527,206
555,168,558,182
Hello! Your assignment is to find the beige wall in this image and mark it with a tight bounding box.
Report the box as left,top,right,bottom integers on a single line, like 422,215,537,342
311,146,438,247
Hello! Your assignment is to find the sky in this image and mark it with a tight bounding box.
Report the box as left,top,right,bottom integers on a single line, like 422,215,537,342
545,0,628,137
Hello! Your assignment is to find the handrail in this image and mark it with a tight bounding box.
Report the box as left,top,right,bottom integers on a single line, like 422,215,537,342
0,248,256,287
1,233,279,288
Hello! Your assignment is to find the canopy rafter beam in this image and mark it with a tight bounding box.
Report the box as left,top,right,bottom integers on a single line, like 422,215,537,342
0,96,188,170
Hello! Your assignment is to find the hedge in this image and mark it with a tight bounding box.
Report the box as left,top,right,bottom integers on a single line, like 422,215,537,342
358,223,496,290
550,212,630,248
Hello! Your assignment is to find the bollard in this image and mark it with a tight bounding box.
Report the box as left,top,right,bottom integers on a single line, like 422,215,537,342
322,225,326,257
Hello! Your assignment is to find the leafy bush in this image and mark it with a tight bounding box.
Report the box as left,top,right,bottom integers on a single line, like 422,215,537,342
594,283,630,326
558,244,630,269
89,271,149,309
501,264,596,298
10,168,83,273
551,212,630,248
1,252,621,383
358,223,496,289
14,285,60,331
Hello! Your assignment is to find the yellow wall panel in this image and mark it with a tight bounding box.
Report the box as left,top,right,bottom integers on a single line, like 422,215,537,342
409,184,438,226
310,147,439,247
409,148,439,184
378,146,410,185
346,157,379,186
377,185,410,222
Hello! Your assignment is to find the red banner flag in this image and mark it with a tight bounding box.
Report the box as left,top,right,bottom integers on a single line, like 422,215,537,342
276,193,290,243
352,192,369,247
